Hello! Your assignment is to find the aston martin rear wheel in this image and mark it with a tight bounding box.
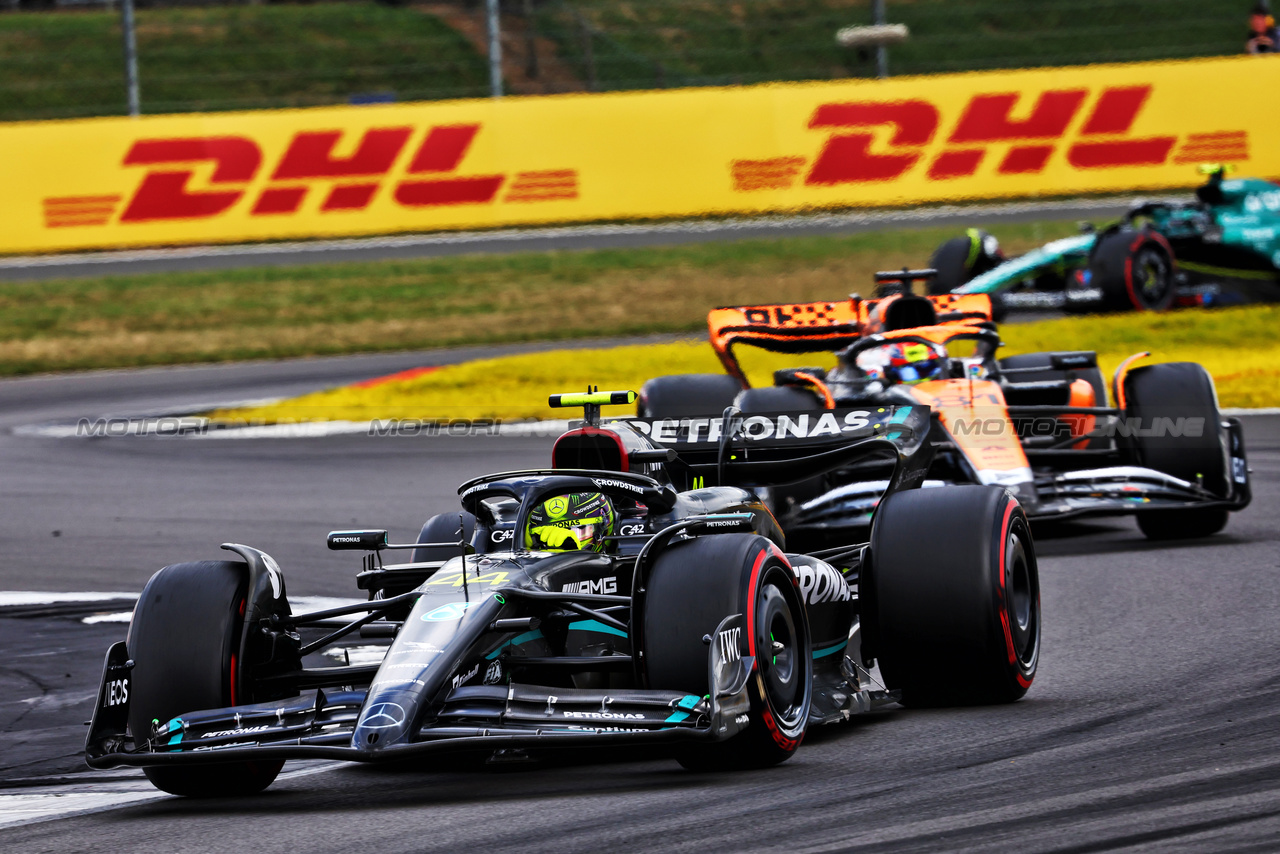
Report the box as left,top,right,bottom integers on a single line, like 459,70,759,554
1090,229,1176,312
928,235,981,294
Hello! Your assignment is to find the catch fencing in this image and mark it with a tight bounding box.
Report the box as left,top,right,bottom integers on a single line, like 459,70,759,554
0,0,1248,120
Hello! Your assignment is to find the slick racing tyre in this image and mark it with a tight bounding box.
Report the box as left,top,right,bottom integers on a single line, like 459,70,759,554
1122,362,1230,540
998,352,1107,408
411,511,477,563
128,561,283,797
928,230,1002,295
998,352,1108,449
1089,228,1177,312
643,534,812,770
735,385,825,413
865,486,1039,706
638,374,743,419
736,386,828,534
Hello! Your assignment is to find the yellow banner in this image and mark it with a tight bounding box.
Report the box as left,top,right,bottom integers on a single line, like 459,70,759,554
2,55,1275,254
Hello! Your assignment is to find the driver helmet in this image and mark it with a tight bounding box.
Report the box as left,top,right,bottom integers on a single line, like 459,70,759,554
525,492,616,553
884,341,947,385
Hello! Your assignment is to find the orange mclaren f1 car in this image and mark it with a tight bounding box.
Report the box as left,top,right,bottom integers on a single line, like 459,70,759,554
638,270,1251,550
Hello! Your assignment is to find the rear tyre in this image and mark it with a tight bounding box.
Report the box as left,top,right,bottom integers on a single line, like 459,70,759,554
1090,228,1176,312
999,352,1107,449
643,535,811,770
638,374,743,419
127,561,283,797
736,386,829,526
1136,508,1229,540
865,486,1039,706
1123,362,1231,540
735,385,824,413
998,352,1106,407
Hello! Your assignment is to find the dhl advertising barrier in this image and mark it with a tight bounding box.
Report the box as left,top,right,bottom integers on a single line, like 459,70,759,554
3,55,1276,254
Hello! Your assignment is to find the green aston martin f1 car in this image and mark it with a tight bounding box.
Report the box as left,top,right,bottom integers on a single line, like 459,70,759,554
931,166,1280,314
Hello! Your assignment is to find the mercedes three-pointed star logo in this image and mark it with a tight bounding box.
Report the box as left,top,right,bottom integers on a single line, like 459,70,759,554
360,702,407,730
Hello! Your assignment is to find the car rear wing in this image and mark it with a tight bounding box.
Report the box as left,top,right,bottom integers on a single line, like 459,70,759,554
608,404,933,493
707,293,994,385
707,300,864,385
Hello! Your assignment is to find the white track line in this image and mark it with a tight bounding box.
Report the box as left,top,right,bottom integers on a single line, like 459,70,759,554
0,592,137,607
0,592,364,625
14,418,576,440
0,762,346,830
17,409,1279,440
0,197,1140,272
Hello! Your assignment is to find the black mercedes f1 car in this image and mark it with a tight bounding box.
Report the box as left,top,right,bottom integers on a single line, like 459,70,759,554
87,391,1040,796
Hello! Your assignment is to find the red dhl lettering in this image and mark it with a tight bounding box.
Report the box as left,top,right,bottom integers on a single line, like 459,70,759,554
731,84,1235,192
91,124,576,226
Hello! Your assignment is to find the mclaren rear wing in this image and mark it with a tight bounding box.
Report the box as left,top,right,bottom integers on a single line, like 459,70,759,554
707,291,994,385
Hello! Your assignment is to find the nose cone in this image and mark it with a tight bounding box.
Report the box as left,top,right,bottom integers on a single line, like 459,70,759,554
354,698,411,750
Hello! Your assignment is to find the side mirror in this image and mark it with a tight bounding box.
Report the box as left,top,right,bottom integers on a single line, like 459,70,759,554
327,530,388,551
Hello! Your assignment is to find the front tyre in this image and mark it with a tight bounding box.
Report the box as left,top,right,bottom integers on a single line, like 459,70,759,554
411,511,477,563
642,534,811,770
128,561,283,797
1123,362,1231,540
865,486,1039,706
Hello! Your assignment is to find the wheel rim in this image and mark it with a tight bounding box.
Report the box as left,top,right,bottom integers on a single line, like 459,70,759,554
754,572,808,732
1004,527,1039,671
1132,246,1172,308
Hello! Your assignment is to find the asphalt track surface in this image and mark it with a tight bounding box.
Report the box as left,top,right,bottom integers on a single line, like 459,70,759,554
0,198,1133,281
2,354,1280,852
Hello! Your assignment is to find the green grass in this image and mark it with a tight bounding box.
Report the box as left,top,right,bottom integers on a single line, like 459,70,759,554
0,219,1081,377
0,3,488,120
539,0,1241,91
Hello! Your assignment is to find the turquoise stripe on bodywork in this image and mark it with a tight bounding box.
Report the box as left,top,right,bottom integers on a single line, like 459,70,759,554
885,405,913,441
812,642,846,659
663,694,702,723
955,234,1094,295
165,719,183,746
485,628,545,660
566,619,629,639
